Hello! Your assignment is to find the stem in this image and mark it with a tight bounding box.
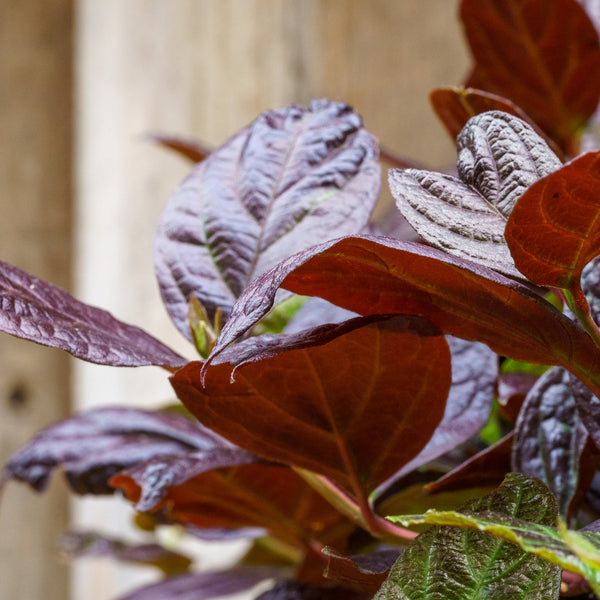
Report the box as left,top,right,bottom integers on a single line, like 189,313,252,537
294,468,417,540
564,284,600,350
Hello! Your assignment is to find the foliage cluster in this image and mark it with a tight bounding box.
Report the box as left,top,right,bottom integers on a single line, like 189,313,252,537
4,1,600,598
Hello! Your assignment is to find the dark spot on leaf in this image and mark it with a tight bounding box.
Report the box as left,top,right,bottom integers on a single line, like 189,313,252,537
552,192,559,198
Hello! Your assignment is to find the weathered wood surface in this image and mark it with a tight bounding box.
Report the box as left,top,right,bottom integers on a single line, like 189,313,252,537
0,2,73,599
1,1,468,598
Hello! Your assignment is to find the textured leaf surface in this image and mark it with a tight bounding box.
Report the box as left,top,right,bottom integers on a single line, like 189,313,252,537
430,87,562,157
378,474,561,599
174,315,451,498
323,548,402,595
389,112,561,276
1,407,229,494
154,99,380,337
390,510,600,595
0,260,185,367
208,235,600,396
506,152,600,289
461,0,600,153
376,337,497,493
60,531,192,575
118,568,280,600
512,367,588,516
112,463,356,550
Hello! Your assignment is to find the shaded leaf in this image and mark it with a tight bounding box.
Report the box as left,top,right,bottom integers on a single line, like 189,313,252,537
389,111,561,277
581,255,600,325
255,580,364,600
374,337,497,496
283,297,357,334
207,235,600,398
173,315,451,499
497,371,538,423
512,367,588,517
378,473,561,599
430,87,562,157
460,0,600,154
505,151,600,290
1,407,230,494
154,99,380,338
112,463,356,551
118,567,281,600
0,260,185,368
426,433,513,494
110,447,260,511
569,375,600,450
147,133,212,163
323,548,402,595
59,530,192,575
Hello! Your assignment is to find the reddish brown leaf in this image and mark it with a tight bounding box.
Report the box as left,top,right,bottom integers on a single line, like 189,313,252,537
505,151,600,290
425,433,513,494
112,463,355,551
208,236,600,397
461,0,600,154
323,548,401,595
147,133,212,163
430,87,562,157
174,315,451,499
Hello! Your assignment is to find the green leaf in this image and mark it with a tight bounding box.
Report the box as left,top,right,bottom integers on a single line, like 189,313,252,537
376,473,561,599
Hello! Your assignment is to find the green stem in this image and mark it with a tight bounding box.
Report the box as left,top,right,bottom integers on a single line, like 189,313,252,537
564,284,600,350
294,468,416,540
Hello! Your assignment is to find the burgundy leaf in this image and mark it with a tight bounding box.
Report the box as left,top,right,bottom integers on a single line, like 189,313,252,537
1,407,230,494
376,337,497,493
389,111,561,277
0,260,186,367
60,531,192,575
148,133,212,163
426,433,514,494
323,548,402,594
174,315,451,499
461,0,600,154
154,99,380,338
512,366,588,516
118,568,281,600
206,236,600,398
112,448,261,512
255,580,365,600
430,87,563,157
497,371,538,423
505,151,600,290
112,463,356,551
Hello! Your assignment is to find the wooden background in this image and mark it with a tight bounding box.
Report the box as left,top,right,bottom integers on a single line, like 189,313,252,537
0,2,468,598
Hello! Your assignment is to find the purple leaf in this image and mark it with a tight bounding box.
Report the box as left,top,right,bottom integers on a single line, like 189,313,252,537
389,111,561,277
2,407,233,494
118,568,281,600
0,260,186,368
512,367,588,516
60,531,192,575
323,547,402,594
376,336,497,494
283,298,357,334
154,99,380,338
255,580,364,600
114,447,261,512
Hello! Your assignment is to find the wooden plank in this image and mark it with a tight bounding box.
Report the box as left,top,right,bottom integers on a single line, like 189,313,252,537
0,2,73,599
73,2,469,598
